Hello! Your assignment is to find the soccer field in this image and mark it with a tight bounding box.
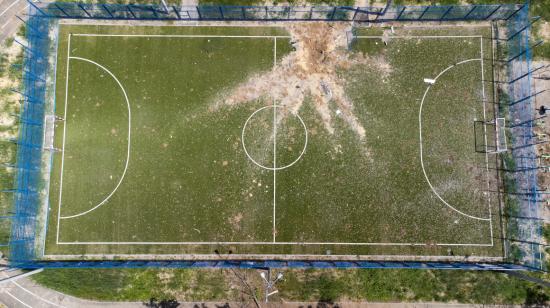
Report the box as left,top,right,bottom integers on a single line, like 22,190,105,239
43,22,503,260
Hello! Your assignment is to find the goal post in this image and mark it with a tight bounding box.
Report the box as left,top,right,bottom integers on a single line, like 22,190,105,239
495,117,508,153
474,117,507,154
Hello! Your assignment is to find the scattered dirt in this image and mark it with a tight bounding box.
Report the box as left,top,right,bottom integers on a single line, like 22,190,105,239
157,270,175,284
213,22,385,144
538,21,550,41
228,212,243,231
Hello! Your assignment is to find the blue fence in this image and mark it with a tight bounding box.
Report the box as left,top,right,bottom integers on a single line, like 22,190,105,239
13,259,532,271
501,3,546,271
7,1,545,271
29,2,524,22
7,7,51,263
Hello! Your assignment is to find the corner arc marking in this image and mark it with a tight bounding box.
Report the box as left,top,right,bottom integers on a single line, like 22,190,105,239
60,56,131,220
419,58,491,221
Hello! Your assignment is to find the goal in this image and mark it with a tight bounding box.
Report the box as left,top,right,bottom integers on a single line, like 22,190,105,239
474,117,507,154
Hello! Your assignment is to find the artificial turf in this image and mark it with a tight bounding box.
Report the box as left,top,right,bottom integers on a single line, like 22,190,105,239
44,24,502,258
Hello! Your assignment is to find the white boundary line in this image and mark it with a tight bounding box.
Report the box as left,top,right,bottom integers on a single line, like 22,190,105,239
58,56,132,220
5,291,32,308
54,33,494,248
72,33,291,38
272,36,277,243
11,281,67,308
55,241,494,246
0,0,20,18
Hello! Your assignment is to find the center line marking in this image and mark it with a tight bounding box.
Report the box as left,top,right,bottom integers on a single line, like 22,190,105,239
273,37,277,243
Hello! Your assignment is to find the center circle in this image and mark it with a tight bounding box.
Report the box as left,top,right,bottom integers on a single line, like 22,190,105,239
241,105,308,171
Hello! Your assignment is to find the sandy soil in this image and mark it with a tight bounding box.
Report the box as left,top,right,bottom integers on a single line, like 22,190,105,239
0,37,22,138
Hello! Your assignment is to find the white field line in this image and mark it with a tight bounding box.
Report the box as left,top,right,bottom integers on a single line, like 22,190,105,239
56,34,71,244
55,241,494,246
5,291,32,308
273,36,277,69
55,35,494,248
0,18,10,30
0,0,20,18
356,35,483,39
0,4,27,30
72,33,291,39
60,20,288,28
418,58,491,222
11,281,67,308
480,36,494,245
59,56,132,220
273,37,277,243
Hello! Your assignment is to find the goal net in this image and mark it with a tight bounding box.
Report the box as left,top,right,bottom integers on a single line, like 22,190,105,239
474,117,507,154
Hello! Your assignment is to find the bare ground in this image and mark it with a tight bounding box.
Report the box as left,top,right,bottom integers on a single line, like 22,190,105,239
211,22,386,145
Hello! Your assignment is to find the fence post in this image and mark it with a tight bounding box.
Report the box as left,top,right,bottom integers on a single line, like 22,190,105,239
196,6,202,19
440,6,453,20
173,6,181,19
330,7,337,20
396,6,406,20
77,3,92,18
352,7,359,21
151,6,158,18
463,5,477,20
15,15,40,34
505,4,525,21
486,5,501,20
27,0,47,17
102,4,114,18
127,5,137,19
507,40,543,63
418,6,430,20
509,89,546,107
507,16,541,41
53,3,69,17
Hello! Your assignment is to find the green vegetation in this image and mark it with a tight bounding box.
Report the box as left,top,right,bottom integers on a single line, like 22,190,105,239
32,267,550,305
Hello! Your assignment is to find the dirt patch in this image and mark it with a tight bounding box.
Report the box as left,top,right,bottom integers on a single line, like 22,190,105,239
0,38,23,140
538,22,550,41
212,22,384,146
228,212,244,231
157,270,175,284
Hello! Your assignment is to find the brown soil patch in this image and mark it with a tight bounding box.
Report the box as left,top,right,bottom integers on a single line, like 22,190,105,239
228,212,244,231
213,22,383,145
